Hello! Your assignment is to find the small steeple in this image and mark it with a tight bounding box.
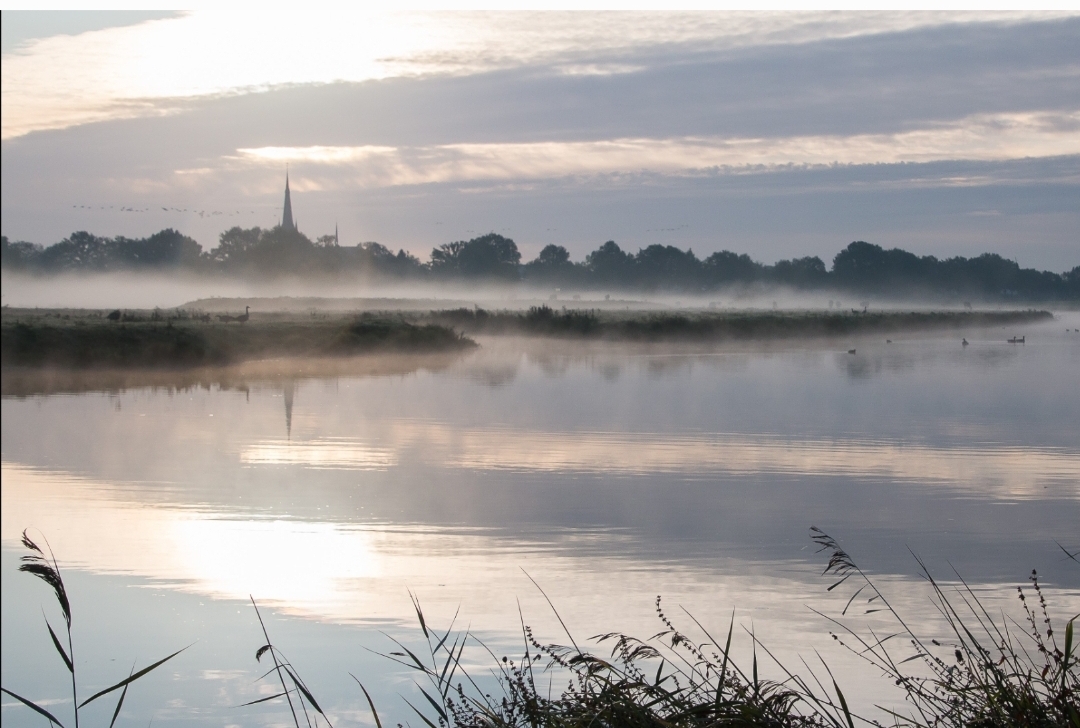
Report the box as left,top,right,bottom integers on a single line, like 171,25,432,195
335,223,339,245
282,168,296,230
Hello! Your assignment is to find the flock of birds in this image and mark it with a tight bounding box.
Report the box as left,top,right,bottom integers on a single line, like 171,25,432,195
71,204,254,218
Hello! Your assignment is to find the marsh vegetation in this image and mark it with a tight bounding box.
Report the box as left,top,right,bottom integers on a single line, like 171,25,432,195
433,307,1053,341
0,309,474,369
1,307,1051,370
4,529,1076,728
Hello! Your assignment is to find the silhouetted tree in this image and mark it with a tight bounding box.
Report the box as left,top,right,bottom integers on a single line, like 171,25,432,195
771,256,828,288
431,233,521,280
3,227,1075,300
1,236,42,270
634,244,701,289
832,241,927,292
209,226,263,266
702,250,764,285
112,229,202,268
585,241,633,285
524,244,582,285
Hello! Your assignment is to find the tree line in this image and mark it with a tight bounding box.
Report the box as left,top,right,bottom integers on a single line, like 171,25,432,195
3,226,1078,300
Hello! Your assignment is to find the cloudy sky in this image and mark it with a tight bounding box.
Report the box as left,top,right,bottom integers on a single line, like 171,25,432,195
2,10,1078,269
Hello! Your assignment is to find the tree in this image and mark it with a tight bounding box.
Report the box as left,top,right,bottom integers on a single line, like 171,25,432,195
831,241,928,292
702,250,763,285
209,226,263,266
1,236,42,270
523,244,581,286
771,256,827,288
431,233,521,280
37,231,112,270
585,241,633,285
113,229,202,268
634,244,701,289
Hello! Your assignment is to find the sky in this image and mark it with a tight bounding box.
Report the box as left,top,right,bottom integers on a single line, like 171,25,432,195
2,10,1079,270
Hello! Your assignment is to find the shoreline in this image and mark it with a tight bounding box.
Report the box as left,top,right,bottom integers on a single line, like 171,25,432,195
1,308,1053,372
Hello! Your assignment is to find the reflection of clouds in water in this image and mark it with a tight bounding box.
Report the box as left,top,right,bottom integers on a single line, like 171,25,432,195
242,439,396,470
2,458,983,675
0,462,801,627
237,425,1080,500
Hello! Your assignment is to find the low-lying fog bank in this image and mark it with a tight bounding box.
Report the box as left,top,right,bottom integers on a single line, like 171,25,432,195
4,270,1077,313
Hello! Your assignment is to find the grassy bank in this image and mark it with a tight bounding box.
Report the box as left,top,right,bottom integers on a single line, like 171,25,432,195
432,306,1053,341
0,307,1053,369
1,310,475,369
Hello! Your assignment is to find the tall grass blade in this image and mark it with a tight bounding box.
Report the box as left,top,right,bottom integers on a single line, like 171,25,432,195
1065,617,1075,694
46,618,74,673
831,680,854,728
108,666,134,728
251,597,301,728
80,646,188,707
1,686,68,728
403,697,439,728
715,610,734,707
284,665,327,720
409,591,429,639
523,569,581,655
350,676,383,728
237,691,290,707
418,685,448,722
1057,542,1079,563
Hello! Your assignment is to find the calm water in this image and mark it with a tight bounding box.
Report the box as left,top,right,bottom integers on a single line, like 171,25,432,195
3,316,1080,726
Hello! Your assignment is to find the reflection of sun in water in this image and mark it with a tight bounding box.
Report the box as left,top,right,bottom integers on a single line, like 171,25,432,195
168,519,381,609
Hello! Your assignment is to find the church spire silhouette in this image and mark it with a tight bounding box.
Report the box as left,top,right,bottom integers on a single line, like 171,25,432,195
282,168,296,230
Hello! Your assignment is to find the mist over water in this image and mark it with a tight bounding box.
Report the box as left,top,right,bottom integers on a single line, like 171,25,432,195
4,10,1080,727
3,315,1079,726
2,270,1059,312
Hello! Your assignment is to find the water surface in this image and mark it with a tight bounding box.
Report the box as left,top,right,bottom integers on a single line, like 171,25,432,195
3,317,1079,726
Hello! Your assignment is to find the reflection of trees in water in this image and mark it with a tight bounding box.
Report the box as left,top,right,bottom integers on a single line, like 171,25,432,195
462,363,521,388
837,344,1019,380
595,362,622,382
0,352,466,397
526,350,572,378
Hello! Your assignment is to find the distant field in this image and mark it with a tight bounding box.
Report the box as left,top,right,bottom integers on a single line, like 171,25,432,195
0,307,1051,370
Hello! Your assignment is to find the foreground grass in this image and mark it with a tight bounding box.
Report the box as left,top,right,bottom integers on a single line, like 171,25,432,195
0,311,475,368
431,306,1053,341
344,536,1077,728
5,529,1075,728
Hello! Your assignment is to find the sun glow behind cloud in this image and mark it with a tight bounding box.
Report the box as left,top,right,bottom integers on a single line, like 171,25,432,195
2,10,1071,140
231,112,1080,187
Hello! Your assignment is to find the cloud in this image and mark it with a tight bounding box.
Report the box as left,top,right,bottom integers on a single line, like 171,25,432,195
233,111,1080,188
4,10,1073,139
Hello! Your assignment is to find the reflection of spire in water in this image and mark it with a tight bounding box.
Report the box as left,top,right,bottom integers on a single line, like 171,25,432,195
283,380,295,438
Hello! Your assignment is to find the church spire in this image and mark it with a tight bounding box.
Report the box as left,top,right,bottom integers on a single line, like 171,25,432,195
282,168,296,230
